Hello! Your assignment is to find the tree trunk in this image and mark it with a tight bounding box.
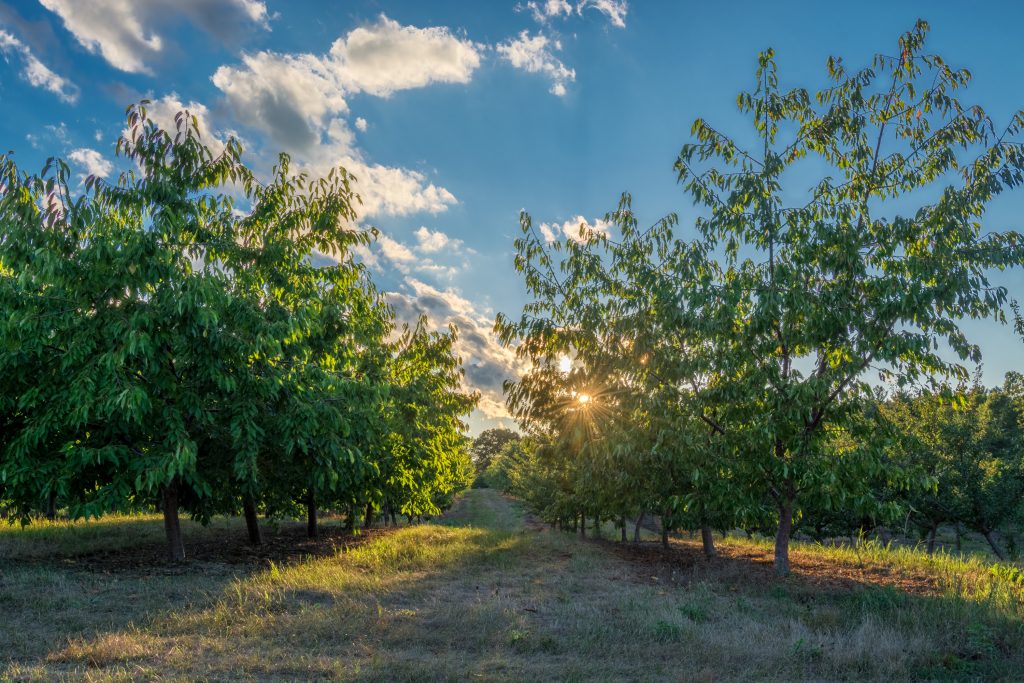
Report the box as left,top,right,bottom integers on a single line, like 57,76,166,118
926,523,938,555
593,515,600,539
620,515,627,542
45,490,57,520
580,512,586,538
344,505,355,533
306,491,318,539
983,530,1007,561
243,496,262,546
701,524,717,557
162,480,186,562
391,510,398,527
364,503,374,529
774,500,794,576
633,512,644,543
955,523,963,553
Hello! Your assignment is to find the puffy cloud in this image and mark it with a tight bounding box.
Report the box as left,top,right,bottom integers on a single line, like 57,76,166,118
39,0,270,74
342,160,457,217
354,116,368,132
538,215,612,242
414,225,463,253
209,14,474,217
212,51,348,152
577,0,628,28
387,278,523,419
368,228,467,280
67,147,113,179
496,31,575,97
0,28,78,102
328,15,482,97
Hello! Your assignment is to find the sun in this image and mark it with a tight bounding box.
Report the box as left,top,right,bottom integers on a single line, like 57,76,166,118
577,393,591,405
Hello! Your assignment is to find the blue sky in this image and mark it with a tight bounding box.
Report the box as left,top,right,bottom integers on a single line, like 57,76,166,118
1,1,1022,433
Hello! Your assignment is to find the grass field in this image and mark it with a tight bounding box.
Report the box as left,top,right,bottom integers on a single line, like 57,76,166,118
2,490,1023,682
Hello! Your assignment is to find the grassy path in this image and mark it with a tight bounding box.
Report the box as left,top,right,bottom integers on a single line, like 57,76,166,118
3,490,1023,681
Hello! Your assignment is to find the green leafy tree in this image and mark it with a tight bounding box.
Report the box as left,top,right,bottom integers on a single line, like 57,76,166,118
470,428,520,476
670,20,1024,573
0,104,384,559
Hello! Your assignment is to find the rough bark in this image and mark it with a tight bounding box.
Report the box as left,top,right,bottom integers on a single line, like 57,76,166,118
306,491,318,539
701,524,717,557
45,491,56,520
243,496,262,546
580,512,586,538
364,503,374,529
620,515,627,542
774,499,794,576
162,480,186,562
344,505,355,533
633,512,644,543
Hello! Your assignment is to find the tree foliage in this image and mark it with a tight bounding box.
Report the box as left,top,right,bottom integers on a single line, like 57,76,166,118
497,20,1024,573
0,103,476,559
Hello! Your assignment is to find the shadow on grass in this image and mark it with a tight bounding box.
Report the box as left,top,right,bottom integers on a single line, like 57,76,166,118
5,491,1024,682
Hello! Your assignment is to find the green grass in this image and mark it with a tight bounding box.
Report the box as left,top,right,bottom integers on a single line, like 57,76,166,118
2,491,1023,681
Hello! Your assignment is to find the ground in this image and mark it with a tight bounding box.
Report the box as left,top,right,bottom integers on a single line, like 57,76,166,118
1,491,1022,682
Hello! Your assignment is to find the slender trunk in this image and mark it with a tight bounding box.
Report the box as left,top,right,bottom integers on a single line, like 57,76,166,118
620,515,627,543
983,530,1007,561
391,510,398,527
572,516,578,533
306,491,318,539
774,499,794,576
344,505,355,533
633,512,644,543
593,515,600,539
955,523,963,553
701,524,717,557
580,512,586,538
243,496,262,546
162,480,186,562
661,508,670,549
45,490,57,520
364,503,374,529
926,523,938,555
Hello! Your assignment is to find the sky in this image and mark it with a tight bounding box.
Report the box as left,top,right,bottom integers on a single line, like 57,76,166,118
1,0,1022,434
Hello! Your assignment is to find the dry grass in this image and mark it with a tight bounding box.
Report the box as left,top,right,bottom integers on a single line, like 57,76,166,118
2,492,1022,682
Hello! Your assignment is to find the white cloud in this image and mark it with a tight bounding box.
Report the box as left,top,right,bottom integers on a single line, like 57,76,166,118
212,51,349,152
496,31,575,97
67,147,113,180
539,215,612,243
354,116,368,132
414,225,464,253
387,278,524,419
39,0,270,74
209,14,476,217
577,0,628,28
0,29,78,102
328,15,482,97
369,229,466,280
520,0,573,22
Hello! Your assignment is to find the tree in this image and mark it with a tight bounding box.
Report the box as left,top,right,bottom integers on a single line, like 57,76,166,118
470,428,521,477
0,104,384,560
498,20,1024,574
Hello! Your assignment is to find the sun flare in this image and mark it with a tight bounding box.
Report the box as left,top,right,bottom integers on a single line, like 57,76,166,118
558,355,573,373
